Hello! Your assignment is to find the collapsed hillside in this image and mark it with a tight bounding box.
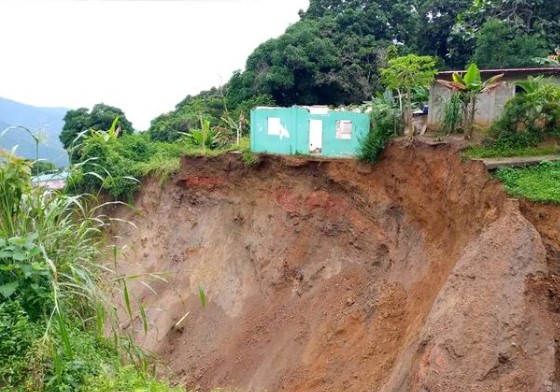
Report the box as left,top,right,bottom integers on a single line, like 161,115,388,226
111,142,560,391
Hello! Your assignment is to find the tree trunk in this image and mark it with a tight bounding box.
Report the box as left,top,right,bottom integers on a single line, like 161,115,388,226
406,88,414,140
466,93,477,140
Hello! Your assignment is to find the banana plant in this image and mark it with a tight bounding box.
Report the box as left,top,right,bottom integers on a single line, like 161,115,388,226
515,76,548,94
188,117,219,153
437,63,504,139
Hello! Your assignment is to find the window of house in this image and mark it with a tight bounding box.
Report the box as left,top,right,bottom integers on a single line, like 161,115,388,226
336,120,352,140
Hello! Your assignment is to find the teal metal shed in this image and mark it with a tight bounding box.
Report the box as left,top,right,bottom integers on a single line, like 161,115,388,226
250,106,370,157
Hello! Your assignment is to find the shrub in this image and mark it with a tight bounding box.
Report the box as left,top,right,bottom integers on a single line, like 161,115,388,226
83,366,183,392
359,91,401,163
0,301,40,386
0,149,170,391
495,160,560,203
491,80,560,148
439,93,463,135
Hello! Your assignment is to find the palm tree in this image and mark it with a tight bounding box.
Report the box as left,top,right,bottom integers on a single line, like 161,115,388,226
437,63,504,139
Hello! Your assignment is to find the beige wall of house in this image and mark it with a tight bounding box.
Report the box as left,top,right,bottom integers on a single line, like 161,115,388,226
427,72,560,131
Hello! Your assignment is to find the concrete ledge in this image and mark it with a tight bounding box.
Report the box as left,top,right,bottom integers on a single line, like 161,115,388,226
474,155,560,170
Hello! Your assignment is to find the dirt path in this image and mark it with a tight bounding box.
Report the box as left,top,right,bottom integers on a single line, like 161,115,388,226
110,141,560,391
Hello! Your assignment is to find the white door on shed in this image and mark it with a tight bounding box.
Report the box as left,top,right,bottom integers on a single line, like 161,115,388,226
309,119,323,154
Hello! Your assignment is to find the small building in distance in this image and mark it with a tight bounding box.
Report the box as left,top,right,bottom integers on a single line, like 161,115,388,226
250,106,370,157
427,67,560,131
31,171,68,190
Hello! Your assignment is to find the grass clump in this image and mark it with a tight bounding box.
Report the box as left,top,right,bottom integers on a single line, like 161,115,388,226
495,160,560,203
464,144,560,159
83,366,183,392
439,92,463,136
0,150,179,391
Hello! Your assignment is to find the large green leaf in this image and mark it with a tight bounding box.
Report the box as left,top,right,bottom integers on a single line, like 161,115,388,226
452,72,465,86
0,281,19,298
463,63,482,90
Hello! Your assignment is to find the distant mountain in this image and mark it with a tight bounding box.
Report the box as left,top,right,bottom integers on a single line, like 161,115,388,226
0,97,70,167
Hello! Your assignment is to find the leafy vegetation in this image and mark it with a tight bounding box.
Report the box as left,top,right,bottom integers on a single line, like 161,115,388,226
438,92,463,135
67,113,253,200
471,19,548,69
83,367,182,392
380,55,437,137
60,104,134,162
465,145,560,159
0,149,178,390
490,77,560,149
448,0,560,67
31,159,58,176
495,160,560,203
359,90,402,163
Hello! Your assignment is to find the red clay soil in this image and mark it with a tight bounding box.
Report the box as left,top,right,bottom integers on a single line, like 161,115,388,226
111,141,560,392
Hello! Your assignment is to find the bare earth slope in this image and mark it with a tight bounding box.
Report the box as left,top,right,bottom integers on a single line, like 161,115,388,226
112,142,559,391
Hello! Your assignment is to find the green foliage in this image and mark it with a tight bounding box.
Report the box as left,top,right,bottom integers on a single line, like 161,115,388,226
465,145,560,159
491,80,560,148
148,95,223,143
415,0,472,66
188,119,220,151
0,234,52,316
73,133,143,199
495,160,560,203
60,104,134,161
31,160,58,176
381,55,438,92
381,55,437,135
439,92,463,135
83,366,183,392
232,16,383,107
71,126,248,200
448,0,560,67
0,146,180,391
0,301,40,386
471,19,548,69
359,91,401,163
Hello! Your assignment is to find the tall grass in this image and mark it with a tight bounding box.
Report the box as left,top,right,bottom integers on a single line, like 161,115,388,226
439,93,463,135
0,148,174,390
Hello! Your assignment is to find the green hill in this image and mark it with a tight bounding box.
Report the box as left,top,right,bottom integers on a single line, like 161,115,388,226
0,97,70,167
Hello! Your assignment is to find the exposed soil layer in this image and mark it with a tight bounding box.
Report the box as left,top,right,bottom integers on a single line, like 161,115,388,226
112,142,560,391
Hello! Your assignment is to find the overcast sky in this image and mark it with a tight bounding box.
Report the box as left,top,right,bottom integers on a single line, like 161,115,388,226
0,0,309,130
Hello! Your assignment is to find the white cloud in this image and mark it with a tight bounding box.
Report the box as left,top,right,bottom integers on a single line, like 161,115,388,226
0,0,309,129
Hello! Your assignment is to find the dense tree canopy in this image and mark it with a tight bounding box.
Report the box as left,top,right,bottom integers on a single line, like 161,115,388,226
471,20,548,69
448,0,560,66
60,103,134,151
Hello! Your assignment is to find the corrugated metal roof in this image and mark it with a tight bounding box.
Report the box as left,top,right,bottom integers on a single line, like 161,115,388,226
31,171,69,182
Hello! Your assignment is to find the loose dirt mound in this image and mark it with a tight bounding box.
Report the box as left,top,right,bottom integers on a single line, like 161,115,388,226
112,142,559,391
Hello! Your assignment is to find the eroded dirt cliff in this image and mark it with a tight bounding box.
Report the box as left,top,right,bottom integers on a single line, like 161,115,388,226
111,142,560,391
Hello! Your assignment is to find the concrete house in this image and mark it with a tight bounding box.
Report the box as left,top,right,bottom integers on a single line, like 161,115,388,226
250,106,370,157
428,67,560,130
